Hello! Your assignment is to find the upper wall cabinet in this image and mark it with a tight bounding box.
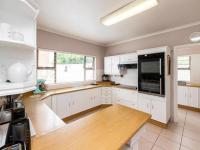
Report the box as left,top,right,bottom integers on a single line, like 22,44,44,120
120,53,137,64
104,53,137,76
104,56,120,75
104,57,112,75
0,0,39,96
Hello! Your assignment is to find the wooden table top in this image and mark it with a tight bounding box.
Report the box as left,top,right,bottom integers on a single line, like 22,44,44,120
30,104,150,150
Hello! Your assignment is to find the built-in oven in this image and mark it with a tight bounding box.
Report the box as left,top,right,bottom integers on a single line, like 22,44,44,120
138,52,165,96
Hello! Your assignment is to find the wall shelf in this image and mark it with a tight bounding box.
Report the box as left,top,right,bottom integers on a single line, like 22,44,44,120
0,0,39,20
0,39,35,50
0,81,36,96
0,0,38,96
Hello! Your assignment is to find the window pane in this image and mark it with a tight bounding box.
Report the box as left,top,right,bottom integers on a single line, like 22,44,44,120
178,70,190,82
37,69,55,84
177,56,190,69
86,70,94,81
38,50,54,67
86,56,94,68
56,53,84,83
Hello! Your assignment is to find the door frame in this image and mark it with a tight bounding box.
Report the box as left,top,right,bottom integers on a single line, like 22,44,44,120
173,43,200,122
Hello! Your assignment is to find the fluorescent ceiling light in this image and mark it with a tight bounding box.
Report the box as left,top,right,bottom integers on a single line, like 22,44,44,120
101,0,159,26
190,32,200,42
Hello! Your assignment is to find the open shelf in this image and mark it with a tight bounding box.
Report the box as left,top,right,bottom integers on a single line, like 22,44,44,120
0,0,39,20
0,39,36,50
0,81,36,96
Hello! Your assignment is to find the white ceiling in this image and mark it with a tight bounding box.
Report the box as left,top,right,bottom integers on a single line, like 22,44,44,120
36,0,200,46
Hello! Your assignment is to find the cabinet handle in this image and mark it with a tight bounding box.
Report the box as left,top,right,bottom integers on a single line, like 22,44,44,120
147,104,148,108
152,105,154,110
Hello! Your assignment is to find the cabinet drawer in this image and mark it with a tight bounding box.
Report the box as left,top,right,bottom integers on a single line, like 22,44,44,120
118,99,137,109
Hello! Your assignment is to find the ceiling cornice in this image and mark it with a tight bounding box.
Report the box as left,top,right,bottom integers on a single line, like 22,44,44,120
106,21,200,47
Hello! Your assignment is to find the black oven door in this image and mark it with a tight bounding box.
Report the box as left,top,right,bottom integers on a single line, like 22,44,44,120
138,53,165,95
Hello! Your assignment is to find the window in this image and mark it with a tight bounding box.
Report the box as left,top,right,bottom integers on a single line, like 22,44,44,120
37,49,96,84
177,56,191,82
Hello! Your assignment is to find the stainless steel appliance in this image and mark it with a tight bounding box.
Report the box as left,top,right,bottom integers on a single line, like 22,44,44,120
138,52,165,96
0,95,31,150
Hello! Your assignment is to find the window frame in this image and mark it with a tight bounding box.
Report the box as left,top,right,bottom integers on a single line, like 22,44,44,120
177,56,191,82
37,49,96,84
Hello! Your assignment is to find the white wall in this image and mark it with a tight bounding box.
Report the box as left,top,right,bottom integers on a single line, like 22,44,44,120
191,54,200,84
110,69,138,87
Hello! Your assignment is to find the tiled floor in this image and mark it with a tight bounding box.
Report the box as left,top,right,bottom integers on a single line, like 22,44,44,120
136,108,200,150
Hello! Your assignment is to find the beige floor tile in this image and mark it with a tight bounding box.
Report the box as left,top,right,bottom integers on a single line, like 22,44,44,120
138,137,154,150
184,121,200,132
180,146,192,150
122,138,154,150
144,123,163,135
160,129,182,144
183,128,200,142
186,110,200,119
182,136,200,150
178,108,187,115
141,129,159,143
155,136,180,150
167,122,184,135
152,145,165,150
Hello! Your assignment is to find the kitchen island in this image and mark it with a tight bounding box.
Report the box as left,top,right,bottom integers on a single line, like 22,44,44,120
24,91,150,150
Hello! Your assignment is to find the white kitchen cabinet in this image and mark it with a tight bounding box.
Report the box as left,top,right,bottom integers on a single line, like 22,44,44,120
188,87,199,108
52,93,71,119
178,86,188,106
104,57,112,75
112,87,121,104
138,93,167,123
138,97,151,114
111,56,120,75
178,86,199,108
44,96,52,109
151,100,166,123
92,88,102,106
120,53,137,64
102,87,112,104
104,56,120,75
112,87,138,109
50,88,103,119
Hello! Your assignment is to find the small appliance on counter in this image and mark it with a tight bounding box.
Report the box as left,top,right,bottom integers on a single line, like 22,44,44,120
33,79,47,94
0,95,32,150
102,74,110,81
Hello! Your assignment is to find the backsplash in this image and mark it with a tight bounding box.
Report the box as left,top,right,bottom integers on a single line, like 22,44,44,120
111,69,138,87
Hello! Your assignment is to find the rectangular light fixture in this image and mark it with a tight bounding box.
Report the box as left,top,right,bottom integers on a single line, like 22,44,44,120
101,0,159,26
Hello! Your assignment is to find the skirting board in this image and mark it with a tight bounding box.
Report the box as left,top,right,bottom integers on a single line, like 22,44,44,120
148,119,168,129
178,104,200,112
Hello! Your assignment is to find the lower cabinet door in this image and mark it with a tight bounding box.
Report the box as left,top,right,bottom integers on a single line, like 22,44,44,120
151,100,166,123
138,97,151,114
178,86,188,106
188,87,199,108
52,94,69,119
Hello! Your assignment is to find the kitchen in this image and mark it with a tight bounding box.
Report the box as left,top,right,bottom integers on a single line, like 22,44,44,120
0,0,200,150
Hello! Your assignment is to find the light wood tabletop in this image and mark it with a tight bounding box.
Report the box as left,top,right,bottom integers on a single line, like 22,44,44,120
30,104,150,150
